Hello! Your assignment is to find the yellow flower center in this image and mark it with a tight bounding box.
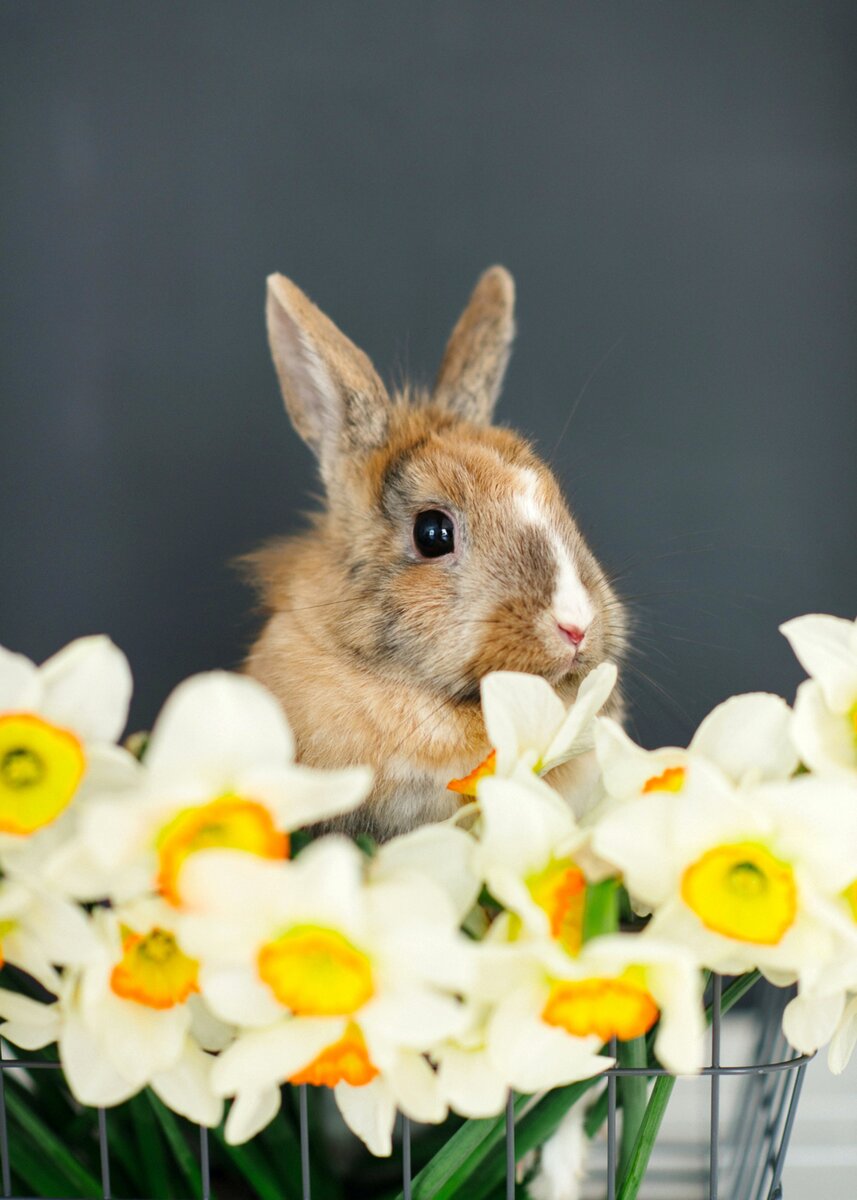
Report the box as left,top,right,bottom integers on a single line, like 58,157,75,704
542,967,660,1042
0,713,86,836
110,926,200,1009
290,1022,379,1088
681,841,797,944
850,703,857,745
842,879,857,922
448,750,497,797
155,795,288,906
643,765,686,794
526,858,586,956
257,925,374,1016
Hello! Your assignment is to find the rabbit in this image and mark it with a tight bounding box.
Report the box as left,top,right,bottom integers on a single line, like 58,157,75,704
244,266,627,841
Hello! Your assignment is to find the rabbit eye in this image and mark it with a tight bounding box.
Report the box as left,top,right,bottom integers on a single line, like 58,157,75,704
413,510,455,558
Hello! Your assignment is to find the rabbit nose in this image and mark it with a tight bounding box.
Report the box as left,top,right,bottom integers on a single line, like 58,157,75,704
557,621,587,648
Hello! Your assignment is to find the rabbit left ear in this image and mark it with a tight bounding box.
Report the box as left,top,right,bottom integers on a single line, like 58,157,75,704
433,266,516,424
266,273,391,485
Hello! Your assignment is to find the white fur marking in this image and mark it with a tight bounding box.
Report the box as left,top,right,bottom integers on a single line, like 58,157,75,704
514,470,595,632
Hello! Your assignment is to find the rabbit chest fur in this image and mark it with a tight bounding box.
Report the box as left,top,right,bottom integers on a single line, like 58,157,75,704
244,267,627,840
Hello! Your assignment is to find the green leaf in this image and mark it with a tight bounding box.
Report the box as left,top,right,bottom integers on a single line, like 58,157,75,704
582,878,619,942
146,1090,202,1195
128,1093,175,1198
398,1094,530,1200
617,1037,648,1183
5,1086,102,1195
464,1076,606,1200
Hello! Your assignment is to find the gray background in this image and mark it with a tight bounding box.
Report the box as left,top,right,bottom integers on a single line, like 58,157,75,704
2,1,855,745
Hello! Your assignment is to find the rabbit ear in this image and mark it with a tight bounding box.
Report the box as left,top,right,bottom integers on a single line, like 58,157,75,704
266,274,391,480
433,265,516,424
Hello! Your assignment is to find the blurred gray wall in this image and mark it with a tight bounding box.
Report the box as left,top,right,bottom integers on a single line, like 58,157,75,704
2,1,855,745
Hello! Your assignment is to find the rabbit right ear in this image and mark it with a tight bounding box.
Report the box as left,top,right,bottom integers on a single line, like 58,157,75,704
266,274,391,482
433,265,516,424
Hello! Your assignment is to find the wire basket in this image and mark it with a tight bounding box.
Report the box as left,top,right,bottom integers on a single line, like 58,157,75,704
0,976,811,1200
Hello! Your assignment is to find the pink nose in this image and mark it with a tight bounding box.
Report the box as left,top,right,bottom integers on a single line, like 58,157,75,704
558,622,587,647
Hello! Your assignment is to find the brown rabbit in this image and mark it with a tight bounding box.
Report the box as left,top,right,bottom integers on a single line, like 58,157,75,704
244,267,627,840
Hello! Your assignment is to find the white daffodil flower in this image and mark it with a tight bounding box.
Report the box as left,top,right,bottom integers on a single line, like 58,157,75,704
176,838,472,1155
592,769,857,979
0,899,223,1124
472,773,588,957
0,637,135,862
594,691,798,814
781,613,857,779
447,663,618,803
47,671,373,906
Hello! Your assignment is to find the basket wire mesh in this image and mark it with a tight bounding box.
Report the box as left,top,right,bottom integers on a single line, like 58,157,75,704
0,975,811,1200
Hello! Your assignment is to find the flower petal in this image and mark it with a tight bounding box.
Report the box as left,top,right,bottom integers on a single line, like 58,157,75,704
224,1086,283,1145
334,1076,397,1156
39,636,132,744
783,988,846,1055
436,1043,508,1118
151,1039,223,1126
828,995,857,1074
482,672,565,775
690,693,798,785
60,1009,139,1108
145,672,295,786
241,763,372,829
212,1019,343,1095
542,662,618,772
780,615,857,713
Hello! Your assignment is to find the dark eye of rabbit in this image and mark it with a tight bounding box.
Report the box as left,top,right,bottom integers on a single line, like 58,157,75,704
413,510,455,558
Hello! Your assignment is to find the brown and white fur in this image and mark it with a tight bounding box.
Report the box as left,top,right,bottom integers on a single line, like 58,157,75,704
245,266,627,840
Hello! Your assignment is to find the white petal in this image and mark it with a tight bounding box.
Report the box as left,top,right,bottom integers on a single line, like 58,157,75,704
0,646,40,711
0,990,61,1050
241,763,373,829
212,1019,342,1095
791,680,857,778
100,997,190,1087
151,1039,223,1126
39,636,132,744
476,774,578,880
198,965,285,1028
145,672,295,786
361,989,466,1052
188,996,234,1052
334,1076,397,1156
224,1086,283,1144
690,693,798,784
542,662,618,772
386,1049,446,1124
488,987,609,1095
436,1044,508,1118
481,672,565,775
828,995,857,1074
60,1010,139,1107
780,615,857,713
783,989,846,1055
371,824,480,923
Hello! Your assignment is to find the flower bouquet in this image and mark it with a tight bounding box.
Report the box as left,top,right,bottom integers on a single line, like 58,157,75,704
0,612,854,1198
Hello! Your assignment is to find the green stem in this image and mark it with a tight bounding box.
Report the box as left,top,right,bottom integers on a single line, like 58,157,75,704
616,971,761,1200
617,1037,648,1183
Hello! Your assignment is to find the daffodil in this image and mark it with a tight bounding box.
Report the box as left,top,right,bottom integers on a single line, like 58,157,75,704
0,637,134,860
472,773,588,957
448,663,618,811
176,838,472,1153
47,671,372,906
594,691,798,815
0,899,223,1124
781,613,857,779
592,770,857,977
